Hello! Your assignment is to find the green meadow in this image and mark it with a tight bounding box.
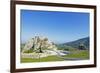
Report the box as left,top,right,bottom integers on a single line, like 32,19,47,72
21,50,89,63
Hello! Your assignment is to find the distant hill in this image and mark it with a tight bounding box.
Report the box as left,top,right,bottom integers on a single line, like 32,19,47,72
62,37,89,49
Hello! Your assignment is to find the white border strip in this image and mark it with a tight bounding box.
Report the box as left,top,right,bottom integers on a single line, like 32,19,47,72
16,5,94,69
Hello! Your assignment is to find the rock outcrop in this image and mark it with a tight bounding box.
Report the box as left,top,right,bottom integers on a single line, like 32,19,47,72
22,36,57,53
21,36,69,59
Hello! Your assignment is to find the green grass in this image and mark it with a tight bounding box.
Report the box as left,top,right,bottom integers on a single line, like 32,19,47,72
21,55,63,63
63,50,89,59
21,50,89,63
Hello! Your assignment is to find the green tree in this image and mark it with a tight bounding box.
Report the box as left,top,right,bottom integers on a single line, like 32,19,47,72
78,43,86,50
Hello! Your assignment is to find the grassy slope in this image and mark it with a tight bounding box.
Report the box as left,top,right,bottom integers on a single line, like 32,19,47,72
21,55,63,63
63,50,89,59
21,50,89,63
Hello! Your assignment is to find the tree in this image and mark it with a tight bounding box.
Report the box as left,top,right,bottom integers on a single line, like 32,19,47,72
39,40,43,53
78,43,86,50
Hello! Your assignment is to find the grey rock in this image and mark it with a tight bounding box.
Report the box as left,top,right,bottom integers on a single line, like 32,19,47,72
22,36,57,53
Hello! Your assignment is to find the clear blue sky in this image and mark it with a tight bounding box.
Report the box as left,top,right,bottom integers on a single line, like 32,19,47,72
21,10,89,43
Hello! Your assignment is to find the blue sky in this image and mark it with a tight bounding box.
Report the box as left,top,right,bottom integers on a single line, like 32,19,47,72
21,10,89,43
